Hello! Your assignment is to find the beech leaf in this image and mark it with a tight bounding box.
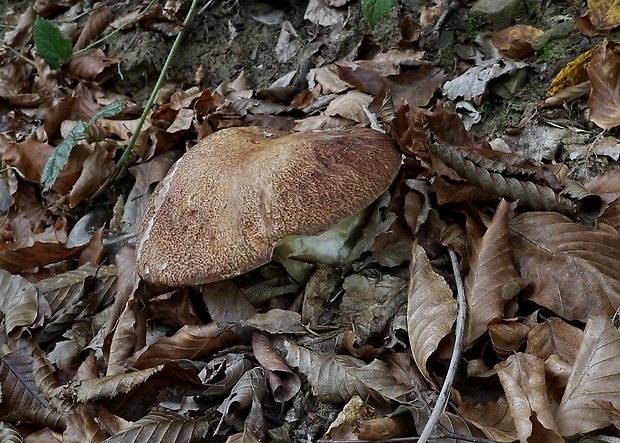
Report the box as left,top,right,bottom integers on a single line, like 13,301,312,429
555,316,620,436
587,41,620,130
464,200,523,346
407,241,457,383
510,212,620,322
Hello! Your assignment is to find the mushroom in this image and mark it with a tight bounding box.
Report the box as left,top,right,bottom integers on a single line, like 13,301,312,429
136,126,401,286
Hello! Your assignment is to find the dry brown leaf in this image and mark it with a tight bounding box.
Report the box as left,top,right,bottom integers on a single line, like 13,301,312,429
0,347,66,429
576,0,620,36
68,142,116,207
555,316,620,436
458,397,517,442
490,25,544,59
73,6,113,51
323,90,372,124
241,309,308,335
63,404,107,443
510,212,620,322
525,317,583,364
64,49,120,83
0,269,39,336
104,411,210,443
0,422,21,443
106,303,137,376
217,367,269,433
464,200,522,346
336,63,384,95
252,332,300,403
496,353,563,442
3,140,53,183
588,41,620,129
488,319,532,357
275,337,410,404
369,65,444,113
407,241,457,384
132,322,239,369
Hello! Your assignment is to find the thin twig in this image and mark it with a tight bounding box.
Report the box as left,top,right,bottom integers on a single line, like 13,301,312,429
417,247,467,443
115,0,201,168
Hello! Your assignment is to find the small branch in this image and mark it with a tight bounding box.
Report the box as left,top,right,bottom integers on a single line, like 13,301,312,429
115,0,201,168
417,246,467,443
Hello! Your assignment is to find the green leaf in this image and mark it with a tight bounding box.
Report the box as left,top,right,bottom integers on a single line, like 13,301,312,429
41,121,86,192
361,0,398,29
87,99,128,126
33,16,73,69
40,100,127,192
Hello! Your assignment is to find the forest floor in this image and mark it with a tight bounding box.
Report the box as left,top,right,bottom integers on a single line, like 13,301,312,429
2,0,620,442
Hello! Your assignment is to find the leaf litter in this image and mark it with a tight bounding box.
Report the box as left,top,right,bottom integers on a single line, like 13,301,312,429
2,0,620,442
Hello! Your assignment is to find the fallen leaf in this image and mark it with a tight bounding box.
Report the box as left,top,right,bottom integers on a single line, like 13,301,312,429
587,41,620,129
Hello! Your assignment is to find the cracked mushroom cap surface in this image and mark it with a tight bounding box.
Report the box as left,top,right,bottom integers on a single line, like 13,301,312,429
136,126,402,286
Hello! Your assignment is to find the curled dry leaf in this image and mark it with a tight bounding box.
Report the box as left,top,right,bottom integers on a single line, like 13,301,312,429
556,316,620,436
510,212,620,322
525,317,583,364
496,353,563,442
251,332,301,403
587,41,620,130
429,143,578,217
464,200,523,347
132,323,239,369
407,241,457,384
217,367,269,433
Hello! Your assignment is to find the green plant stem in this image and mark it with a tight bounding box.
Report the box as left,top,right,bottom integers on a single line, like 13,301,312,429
73,0,158,57
116,0,200,168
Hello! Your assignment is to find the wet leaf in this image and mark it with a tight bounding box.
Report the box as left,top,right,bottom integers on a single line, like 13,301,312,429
33,16,72,69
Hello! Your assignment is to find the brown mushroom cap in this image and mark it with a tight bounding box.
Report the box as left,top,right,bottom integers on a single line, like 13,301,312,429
136,126,401,286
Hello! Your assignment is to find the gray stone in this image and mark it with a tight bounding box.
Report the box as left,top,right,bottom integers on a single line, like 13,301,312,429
469,0,525,30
